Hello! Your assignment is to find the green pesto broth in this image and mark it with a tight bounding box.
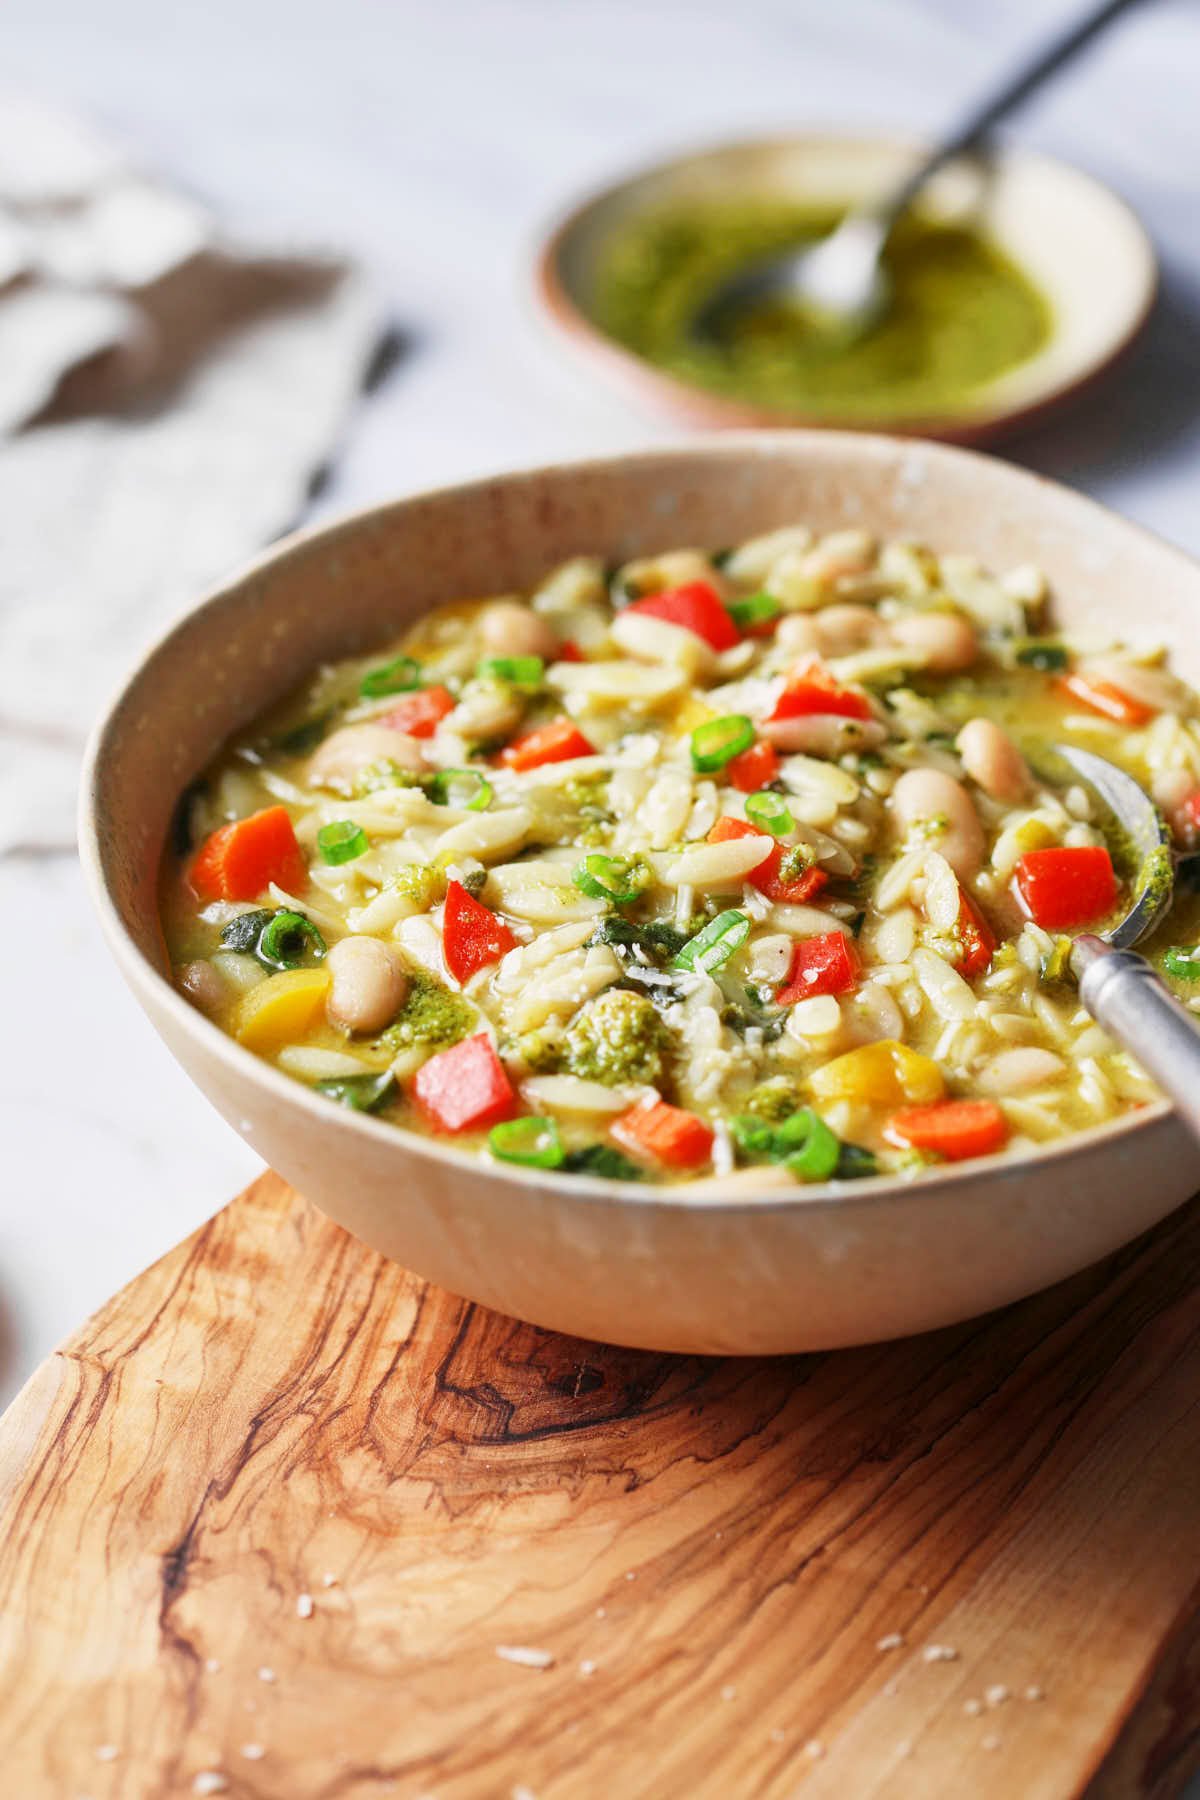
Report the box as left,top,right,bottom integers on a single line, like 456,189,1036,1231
590,199,1053,419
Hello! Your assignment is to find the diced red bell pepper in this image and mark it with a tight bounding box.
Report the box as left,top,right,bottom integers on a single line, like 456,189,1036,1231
769,658,873,724
611,1097,714,1170
442,879,518,985
956,889,996,979
726,738,780,793
776,931,860,1004
885,1099,1008,1162
500,716,596,771
380,685,456,738
412,1033,518,1134
1054,671,1154,726
1175,790,1200,844
626,580,740,652
556,639,584,662
707,815,829,905
190,805,307,902
1014,845,1118,929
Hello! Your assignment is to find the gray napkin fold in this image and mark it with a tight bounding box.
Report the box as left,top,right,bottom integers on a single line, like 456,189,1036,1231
0,97,386,852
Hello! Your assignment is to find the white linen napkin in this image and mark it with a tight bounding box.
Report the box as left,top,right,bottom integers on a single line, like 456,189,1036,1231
0,97,385,853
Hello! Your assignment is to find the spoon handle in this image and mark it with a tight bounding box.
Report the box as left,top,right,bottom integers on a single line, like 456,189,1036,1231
1074,935,1200,1144
881,0,1149,225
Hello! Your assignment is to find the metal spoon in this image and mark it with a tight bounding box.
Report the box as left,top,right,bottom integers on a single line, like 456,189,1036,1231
693,0,1147,345
1043,744,1200,1142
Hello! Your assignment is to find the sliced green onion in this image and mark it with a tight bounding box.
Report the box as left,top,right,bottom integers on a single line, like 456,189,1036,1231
672,908,750,974
257,910,327,971
477,655,544,689
314,1070,396,1113
489,1116,564,1169
727,592,782,632
784,1110,842,1182
360,655,422,698
691,713,755,773
732,1106,841,1180
572,852,648,907
1015,639,1069,672
317,820,369,865
1163,945,1200,981
745,789,794,836
428,768,493,811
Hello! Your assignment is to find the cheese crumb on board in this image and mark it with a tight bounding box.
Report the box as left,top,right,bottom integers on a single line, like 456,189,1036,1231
296,1592,314,1619
921,1643,958,1663
876,1632,904,1652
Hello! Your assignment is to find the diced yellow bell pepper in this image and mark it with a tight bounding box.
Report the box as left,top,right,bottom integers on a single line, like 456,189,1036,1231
231,967,331,1053
809,1039,944,1109
672,695,716,736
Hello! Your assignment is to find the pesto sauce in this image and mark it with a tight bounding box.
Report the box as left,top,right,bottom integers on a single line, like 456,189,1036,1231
591,199,1053,418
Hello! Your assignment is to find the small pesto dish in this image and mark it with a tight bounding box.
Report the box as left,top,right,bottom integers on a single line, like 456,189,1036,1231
589,199,1052,420
163,526,1200,1188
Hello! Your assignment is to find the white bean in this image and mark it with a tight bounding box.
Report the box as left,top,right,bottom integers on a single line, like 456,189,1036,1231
477,599,558,662
956,718,1030,802
891,768,985,880
308,724,424,794
813,604,891,658
762,715,886,757
978,1048,1066,1096
890,610,979,673
326,936,409,1034
178,959,226,1013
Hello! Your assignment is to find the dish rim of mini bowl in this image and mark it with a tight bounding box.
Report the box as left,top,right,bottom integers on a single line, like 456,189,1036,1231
532,127,1159,445
80,430,1194,1215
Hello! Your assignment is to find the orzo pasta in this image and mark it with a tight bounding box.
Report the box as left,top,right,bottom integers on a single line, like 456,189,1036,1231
162,526,1200,1186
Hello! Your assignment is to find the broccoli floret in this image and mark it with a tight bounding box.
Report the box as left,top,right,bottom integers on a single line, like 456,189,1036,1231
512,1027,567,1073
353,759,428,797
382,972,472,1050
741,1076,805,1122
387,864,447,910
562,988,668,1086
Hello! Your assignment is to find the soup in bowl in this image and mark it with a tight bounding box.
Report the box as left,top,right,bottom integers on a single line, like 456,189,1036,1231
82,435,1200,1353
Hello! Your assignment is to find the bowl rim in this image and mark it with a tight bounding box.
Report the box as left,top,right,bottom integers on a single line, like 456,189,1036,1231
532,127,1159,445
80,429,1195,1217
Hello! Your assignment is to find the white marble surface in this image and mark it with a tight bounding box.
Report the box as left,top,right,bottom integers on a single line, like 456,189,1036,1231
4,0,1200,1406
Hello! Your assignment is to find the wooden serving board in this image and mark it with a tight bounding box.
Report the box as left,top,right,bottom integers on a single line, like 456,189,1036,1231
3,1174,1200,1799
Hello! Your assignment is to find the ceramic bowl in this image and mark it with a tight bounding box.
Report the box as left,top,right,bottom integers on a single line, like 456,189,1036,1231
535,134,1157,445
81,434,1200,1355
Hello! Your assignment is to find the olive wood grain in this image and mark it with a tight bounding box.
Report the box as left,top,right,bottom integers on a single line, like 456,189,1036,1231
2,1172,1200,1799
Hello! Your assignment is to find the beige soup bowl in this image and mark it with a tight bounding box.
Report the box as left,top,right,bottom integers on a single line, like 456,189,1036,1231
81,434,1200,1355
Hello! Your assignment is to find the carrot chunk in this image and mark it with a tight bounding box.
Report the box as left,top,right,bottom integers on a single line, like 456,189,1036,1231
611,1097,714,1170
412,1033,518,1134
500,717,596,771
726,739,780,793
955,889,996,978
769,657,873,723
379,685,455,738
442,880,518,985
885,1099,1009,1162
1054,671,1154,726
626,581,740,651
1014,845,1118,929
190,805,307,902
